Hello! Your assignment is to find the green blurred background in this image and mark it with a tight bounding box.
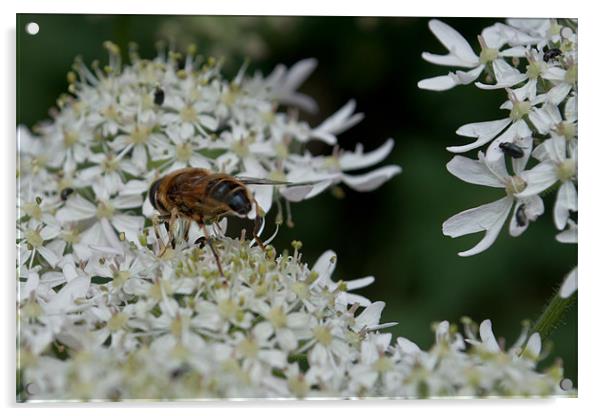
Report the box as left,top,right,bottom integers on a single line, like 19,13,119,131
17,14,577,384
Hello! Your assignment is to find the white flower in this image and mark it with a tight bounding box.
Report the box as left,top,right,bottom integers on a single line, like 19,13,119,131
518,134,577,230
56,187,144,257
418,20,534,91
442,152,543,256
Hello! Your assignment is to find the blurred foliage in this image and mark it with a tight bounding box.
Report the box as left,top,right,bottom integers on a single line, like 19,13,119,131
17,14,577,384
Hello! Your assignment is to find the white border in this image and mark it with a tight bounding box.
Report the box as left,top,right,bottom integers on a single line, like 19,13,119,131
2,0,600,414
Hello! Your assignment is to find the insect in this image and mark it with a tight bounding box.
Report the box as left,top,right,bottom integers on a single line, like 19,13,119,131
153,86,165,106
543,48,562,63
149,168,296,275
515,204,527,227
499,141,525,159
60,187,74,201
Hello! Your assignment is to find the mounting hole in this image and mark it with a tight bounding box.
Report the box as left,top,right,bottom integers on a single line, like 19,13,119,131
25,22,39,35
560,378,573,391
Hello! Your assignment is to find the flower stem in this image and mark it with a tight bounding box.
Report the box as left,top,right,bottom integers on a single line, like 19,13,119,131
530,288,576,341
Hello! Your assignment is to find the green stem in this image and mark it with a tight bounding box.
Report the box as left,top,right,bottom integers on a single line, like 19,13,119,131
530,288,576,342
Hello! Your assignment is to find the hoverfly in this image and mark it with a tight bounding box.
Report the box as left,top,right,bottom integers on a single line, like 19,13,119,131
148,167,312,275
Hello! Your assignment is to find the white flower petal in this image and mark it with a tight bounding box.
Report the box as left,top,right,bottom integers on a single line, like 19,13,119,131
448,118,511,153
45,276,90,314
338,138,395,171
517,162,558,197
522,333,541,359
446,155,504,187
342,165,401,192
426,19,479,66
556,220,577,244
443,196,513,257
559,267,577,298
417,74,459,91
56,195,96,222
554,181,577,230
353,301,385,332
312,250,337,286
479,319,501,353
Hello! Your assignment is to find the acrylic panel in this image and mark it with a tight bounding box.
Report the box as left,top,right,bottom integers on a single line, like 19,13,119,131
16,14,577,401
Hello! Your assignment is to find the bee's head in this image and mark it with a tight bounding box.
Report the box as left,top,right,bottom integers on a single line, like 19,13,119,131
149,178,163,211
228,190,252,217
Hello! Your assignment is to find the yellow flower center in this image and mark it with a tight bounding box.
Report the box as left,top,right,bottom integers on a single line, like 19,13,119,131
180,105,197,123
112,270,131,288
556,159,576,182
479,47,499,64
237,338,259,359
107,312,128,332
175,143,193,162
23,202,42,221
267,306,288,329
63,130,79,147
313,325,333,346
96,201,115,219
505,176,527,196
25,229,43,248
129,125,150,145
510,100,531,121
217,298,237,320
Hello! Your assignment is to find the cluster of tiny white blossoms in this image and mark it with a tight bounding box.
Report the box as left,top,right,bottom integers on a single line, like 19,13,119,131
17,42,570,400
19,236,568,400
419,18,577,296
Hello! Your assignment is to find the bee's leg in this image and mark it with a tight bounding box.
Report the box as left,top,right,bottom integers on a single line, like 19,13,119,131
182,219,192,244
200,222,224,277
168,209,178,249
252,201,266,251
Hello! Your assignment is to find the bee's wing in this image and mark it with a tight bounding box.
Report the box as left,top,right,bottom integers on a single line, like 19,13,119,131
237,177,321,187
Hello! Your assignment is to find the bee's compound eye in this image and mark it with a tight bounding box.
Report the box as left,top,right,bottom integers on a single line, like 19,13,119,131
229,191,252,215
149,179,163,210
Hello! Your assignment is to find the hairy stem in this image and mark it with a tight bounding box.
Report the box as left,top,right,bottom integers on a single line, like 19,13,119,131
530,288,576,341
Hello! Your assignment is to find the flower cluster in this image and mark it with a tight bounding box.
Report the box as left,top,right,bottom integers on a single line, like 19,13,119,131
418,18,577,296
18,42,400,266
17,42,569,401
19,237,568,400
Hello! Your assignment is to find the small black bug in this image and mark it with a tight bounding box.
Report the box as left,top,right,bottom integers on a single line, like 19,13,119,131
543,48,562,63
516,204,527,227
60,187,74,201
499,142,525,159
153,87,165,106
194,236,207,248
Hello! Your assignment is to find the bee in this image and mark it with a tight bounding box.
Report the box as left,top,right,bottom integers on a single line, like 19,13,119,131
149,168,296,275
543,48,562,63
153,86,165,106
499,141,526,159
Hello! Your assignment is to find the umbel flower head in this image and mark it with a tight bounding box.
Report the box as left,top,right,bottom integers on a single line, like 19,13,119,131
17,41,570,401
19,235,570,400
419,18,578,259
